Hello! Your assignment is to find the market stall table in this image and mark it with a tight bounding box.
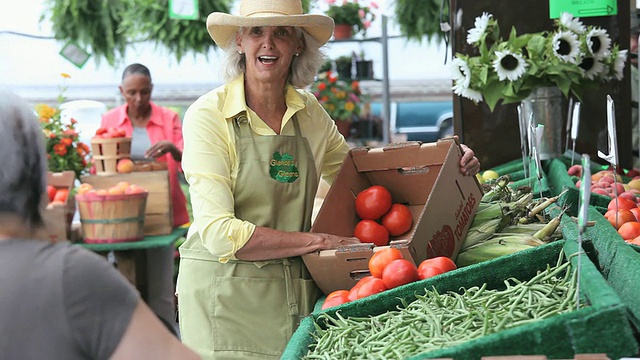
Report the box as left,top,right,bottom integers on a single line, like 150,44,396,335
76,226,188,301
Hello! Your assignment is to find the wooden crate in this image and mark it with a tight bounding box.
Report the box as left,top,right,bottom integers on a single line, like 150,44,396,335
91,137,131,175
38,171,76,242
80,171,173,235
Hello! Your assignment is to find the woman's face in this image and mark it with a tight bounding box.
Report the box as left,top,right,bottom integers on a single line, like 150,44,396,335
119,73,153,114
237,26,303,86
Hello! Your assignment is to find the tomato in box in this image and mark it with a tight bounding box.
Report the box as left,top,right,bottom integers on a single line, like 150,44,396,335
305,139,483,295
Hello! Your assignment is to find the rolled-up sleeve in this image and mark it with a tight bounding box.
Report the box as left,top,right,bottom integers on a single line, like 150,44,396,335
182,95,255,262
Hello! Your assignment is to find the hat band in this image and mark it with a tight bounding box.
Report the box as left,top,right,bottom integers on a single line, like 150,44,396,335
244,10,296,17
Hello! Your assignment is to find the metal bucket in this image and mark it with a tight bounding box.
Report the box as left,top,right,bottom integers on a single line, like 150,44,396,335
520,87,564,160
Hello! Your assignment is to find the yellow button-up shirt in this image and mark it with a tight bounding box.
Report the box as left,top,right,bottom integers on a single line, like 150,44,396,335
181,76,350,262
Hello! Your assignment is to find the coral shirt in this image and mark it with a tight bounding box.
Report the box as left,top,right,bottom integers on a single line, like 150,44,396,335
101,101,189,227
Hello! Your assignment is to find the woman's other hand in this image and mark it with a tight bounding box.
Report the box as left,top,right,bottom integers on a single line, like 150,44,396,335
146,141,182,161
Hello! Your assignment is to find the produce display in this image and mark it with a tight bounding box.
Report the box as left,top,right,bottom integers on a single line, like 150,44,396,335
46,185,69,208
308,251,581,359
352,185,414,246
456,175,564,267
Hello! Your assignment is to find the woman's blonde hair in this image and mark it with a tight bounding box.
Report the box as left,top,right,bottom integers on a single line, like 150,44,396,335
220,27,326,88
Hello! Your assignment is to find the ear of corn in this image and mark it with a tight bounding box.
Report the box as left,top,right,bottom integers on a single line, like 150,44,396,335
455,235,545,267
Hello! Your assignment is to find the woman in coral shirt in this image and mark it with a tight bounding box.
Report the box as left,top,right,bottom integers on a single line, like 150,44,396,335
101,63,189,331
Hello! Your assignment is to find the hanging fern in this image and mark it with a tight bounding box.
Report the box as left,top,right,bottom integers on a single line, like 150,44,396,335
121,0,232,62
43,0,232,65
393,0,446,42
44,0,128,66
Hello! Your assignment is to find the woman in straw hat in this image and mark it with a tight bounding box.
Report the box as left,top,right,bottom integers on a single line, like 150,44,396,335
0,89,200,360
176,0,481,358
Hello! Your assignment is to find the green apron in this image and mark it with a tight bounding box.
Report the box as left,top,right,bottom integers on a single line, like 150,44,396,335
178,113,321,359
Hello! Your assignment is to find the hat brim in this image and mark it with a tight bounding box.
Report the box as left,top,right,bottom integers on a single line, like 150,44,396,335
207,12,335,48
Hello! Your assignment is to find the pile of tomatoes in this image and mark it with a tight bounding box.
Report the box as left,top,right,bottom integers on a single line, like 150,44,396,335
46,185,69,208
321,248,457,310
604,196,640,246
353,185,413,246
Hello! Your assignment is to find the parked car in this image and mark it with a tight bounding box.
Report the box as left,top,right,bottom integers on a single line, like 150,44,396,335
369,101,454,143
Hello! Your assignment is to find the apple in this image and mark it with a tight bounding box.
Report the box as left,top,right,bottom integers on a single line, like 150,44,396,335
116,159,134,173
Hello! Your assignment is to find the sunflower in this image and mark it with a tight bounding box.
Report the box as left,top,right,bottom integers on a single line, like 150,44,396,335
466,12,492,45
585,28,611,60
450,57,471,88
551,30,581,64
578,57,605,80
558,12,586,34
493,50,528,81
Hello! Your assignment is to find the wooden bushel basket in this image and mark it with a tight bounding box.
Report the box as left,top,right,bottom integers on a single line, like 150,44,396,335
91,137,132,175
77,192,148,244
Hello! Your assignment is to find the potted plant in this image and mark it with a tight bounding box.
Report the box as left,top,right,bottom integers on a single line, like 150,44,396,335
310,70,366,137
450,12,628,112
324,0,377,39
36,74,92,180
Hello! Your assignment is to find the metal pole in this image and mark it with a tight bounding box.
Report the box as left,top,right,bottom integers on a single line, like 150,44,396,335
381,15,391,144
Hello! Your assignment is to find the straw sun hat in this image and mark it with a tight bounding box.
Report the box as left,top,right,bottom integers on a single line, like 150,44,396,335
206,0,335,47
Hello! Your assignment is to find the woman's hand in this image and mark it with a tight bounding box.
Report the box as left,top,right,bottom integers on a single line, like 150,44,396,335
453,135,480,177
145,141,182,162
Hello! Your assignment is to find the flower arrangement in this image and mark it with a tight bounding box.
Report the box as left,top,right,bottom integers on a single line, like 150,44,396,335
310,70,364,122
324,0,378,37
36,74,92,180
450,12,628,111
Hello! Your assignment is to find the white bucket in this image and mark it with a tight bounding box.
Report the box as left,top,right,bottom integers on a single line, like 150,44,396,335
60,100,108,146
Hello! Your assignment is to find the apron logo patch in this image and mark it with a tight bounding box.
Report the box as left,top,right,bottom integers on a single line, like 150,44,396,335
269,152,299,183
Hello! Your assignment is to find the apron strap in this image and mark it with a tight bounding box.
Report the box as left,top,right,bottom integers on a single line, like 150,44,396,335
282,258,299,316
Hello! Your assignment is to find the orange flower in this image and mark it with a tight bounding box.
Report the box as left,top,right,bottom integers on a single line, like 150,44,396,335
60,138,73,147
53,143,67,156
318,82,327,91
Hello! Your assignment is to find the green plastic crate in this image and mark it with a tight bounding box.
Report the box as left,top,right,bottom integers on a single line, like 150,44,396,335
283,240,638,360
546,158,612,216
560,206,640,331
487,158,551,197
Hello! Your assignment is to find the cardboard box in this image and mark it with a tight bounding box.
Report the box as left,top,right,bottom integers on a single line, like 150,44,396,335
80,171,173,236
305,139,483,294
39,171,76,242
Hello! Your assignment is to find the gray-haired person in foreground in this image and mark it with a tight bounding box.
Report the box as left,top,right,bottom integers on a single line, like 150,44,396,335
0,89,200,360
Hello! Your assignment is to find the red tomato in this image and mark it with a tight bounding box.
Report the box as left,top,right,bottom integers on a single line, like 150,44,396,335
95,127,107,136
368,247,403,278
353,220,389,246
356,277,387,299
417,266,445,280
325,290,350,302
381,203,413,236
53,188,69,203
418,256,457,273
321,292,350,310
630,207,640,221
47,185,57,202
355,185,392,220
381,259,419,289
348,276,373,301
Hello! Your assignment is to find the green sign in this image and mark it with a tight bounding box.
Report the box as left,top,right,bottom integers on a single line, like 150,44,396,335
59,41,91,69
549,0,617,19
169,0,199,20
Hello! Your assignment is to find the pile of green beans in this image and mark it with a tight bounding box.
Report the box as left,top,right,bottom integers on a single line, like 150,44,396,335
304,257,585,360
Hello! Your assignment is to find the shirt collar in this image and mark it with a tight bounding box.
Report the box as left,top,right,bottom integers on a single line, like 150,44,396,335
221,74,307,121
117,101,163,127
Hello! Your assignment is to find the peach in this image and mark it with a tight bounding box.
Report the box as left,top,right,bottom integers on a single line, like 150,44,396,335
125,184,147,195
567,164,582,177
628,179,640,192
107,186,125,195
116,158,134,173
76,183,93,195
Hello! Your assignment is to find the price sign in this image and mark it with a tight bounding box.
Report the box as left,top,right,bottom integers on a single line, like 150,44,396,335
549,0,617,19
169,0,199,20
